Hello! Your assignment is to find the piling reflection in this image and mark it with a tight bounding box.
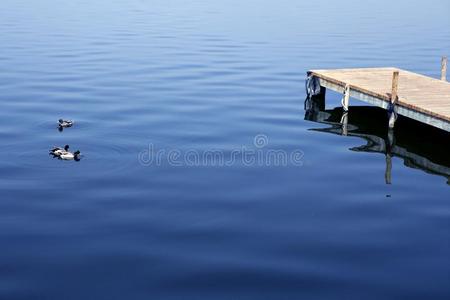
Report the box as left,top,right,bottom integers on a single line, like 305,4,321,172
305,96,450,184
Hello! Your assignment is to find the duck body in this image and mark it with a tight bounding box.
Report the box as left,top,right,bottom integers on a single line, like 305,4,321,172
59,150,81,161
58,119,74,128
50,145,70,156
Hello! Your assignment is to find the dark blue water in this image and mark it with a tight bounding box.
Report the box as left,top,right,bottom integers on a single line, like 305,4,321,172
1,0,449,299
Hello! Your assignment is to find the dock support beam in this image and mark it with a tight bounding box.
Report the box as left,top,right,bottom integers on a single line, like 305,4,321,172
391,71,399,103
442,56,448,81
388,71,399,128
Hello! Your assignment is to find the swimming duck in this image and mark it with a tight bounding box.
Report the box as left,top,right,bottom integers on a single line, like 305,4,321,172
59,150,81,161
49,145,70,156
58,119,74,128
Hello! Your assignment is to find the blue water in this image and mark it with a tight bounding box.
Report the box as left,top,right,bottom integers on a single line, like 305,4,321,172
1,0,449,299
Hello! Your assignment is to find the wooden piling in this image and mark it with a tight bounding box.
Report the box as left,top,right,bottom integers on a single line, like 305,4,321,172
391,71,399,103
441,56,448,81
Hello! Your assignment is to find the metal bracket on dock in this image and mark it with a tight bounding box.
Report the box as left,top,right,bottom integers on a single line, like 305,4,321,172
341,84,350,112
388,102,398,129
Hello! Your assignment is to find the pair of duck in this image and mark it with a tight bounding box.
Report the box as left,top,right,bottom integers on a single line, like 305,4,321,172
50,119,81,160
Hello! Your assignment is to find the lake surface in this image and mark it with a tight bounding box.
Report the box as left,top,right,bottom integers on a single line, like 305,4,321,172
1,0,449,299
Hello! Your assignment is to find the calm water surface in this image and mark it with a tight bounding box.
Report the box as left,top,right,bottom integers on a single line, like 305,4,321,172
1,0,449,299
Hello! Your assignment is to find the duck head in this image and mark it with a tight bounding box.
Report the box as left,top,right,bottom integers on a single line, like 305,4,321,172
74,150,81,161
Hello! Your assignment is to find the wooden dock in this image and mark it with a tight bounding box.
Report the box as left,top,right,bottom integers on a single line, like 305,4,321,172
308,63,450,132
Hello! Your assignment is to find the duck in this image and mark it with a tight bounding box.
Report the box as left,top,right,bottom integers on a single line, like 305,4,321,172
58,119,74,128
59,150,81,161
49,145,70,156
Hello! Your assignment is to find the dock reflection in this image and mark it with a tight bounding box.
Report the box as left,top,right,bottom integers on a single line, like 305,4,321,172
304,97,450,184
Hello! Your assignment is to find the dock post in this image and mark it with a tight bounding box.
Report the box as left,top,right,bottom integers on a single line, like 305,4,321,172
388,71,399,128
441,56,448,81
391,71,399,103
341,84,350,112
